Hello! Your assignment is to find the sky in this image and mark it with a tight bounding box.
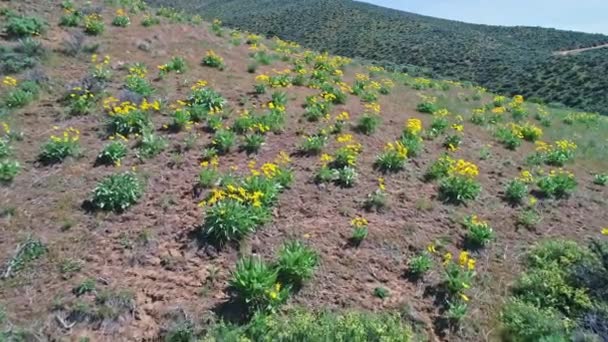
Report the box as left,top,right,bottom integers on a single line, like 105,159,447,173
360,0,608,35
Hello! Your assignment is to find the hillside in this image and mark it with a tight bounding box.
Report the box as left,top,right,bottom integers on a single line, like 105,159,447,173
147,0,608,114
1,1,608,341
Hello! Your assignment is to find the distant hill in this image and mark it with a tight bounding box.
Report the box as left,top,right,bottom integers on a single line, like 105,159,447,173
148,0,608,114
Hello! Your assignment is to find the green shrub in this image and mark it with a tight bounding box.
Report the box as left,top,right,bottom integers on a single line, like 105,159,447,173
0,159,20,183
375,142,407,173
202,199,259,244
438,176,481,204
198,167,219,188
501,299,567,342
187,86,225,113
593,173,608,186
107,108,151,136
276,241,318,286
202,50,225,69
84,14,105,35
67,89,95,116
212,129,236,155
59,11,81,27
97,140,127,166
125,74,154,96
416,101,438,114
356,114,380,135
537,170,577,199
229,257,288,311
517,209,541,230
92,172,144,212
136,130,167,160
242,134,265,154
336,166,357,188
141,14,160,27
351,226,368,246
373,287,390,299
5,81,40,108
504,179,528,205
39,128,80,164
408,252,433,277
5,15,46,38
463,215,494,247
0,138,10,159
112,12,130,27
496,126,522,150
424,154,453,181
299,135,327,155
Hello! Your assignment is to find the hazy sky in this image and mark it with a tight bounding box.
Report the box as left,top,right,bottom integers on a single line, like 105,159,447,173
360,0,608,35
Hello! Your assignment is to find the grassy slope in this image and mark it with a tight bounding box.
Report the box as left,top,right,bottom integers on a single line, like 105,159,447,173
0,1,607,341
148,0,608,114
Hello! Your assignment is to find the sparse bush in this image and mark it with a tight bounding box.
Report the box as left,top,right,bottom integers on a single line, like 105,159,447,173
299,135,327,155
242,133,265,154
504,179,528,205
375,141,407,173
357,114,380,135
463,215,494,247
137,130,167,160
84,14,105,35
202,50,225,69
97,139,128,166
0,160,20,183
594,173,608,186
537,170,577,198
5,15,46,38
92,172,144,212
409,252,433,277
202,200,259,244
229,256,288,311
39,127,80,164
276,241,318,286
112,9,130,27
211,129,236,155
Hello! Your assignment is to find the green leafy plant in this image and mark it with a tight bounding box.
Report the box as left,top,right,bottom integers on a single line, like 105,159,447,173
356,114,380,135
97,140,128,166
373,287,390,299
229,256,288,311
212,129,236,155
241,134,265,154
462,215,494,247
299,135,327,155
84,13,105,35
408,252,433,277
136,130,167,160
537,170,577,198
276,241,318,286
112,10,131,27
202,199,259,244
0,159,20,183
504,179,528,205
375,141,408,173
5,15,46,38
5,81,40,108
91,172,144,212
202,50,225,69
39,127,81,164
593,173,608,186
439,176,481,204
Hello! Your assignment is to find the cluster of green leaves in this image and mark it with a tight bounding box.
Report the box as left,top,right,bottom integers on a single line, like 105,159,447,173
201,165,293,245
230,241,318,312
537,171,577,199
438,176,481,205
0,38,46,74
504,179,528,205
502,239,608,341
91,172,144,212
203,308,413,341
0,138,20,183
4,14,46,38
3,81,40,109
